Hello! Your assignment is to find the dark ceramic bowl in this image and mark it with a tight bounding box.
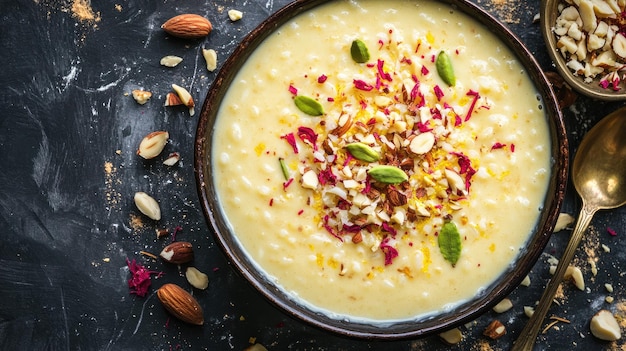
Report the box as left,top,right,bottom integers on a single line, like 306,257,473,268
195,0,569,339
541,0,626,101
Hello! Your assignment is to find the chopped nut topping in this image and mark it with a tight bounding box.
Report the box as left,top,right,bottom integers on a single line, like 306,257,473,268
492,298,513,313
275,25,504,268
132,89,152,105
590,309,622,341
483,319,507,339
553,212,575,232
524,306,535,318
185,267,209,290
551,0,626,90
164,92,184,106
171,84,195,116
134,192,161,220
160,55,183,67
228,9,243,21
439,327,463,345
202,48,218,72
564,265,585,290
163,152,181,166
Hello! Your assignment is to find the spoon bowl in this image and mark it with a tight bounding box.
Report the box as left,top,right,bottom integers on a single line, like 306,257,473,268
512,107,626,350
573,113,626,210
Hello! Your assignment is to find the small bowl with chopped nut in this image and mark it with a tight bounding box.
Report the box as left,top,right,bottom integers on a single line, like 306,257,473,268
541,0,626,100
196,0,568,340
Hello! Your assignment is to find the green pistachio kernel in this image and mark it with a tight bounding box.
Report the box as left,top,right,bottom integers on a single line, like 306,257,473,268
294,95,324,116
438,220,462,266
279,157,289,180
350,39,370,63
436,50,456,86
345,142,380,163
367,165,408,184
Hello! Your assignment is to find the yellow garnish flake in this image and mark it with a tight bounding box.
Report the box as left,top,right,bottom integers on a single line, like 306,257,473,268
421,246,432,273
398,266,413,278
489,243,496,252
426,31,435,44
254,143,265,156
327,258,340,269
316,253,324,267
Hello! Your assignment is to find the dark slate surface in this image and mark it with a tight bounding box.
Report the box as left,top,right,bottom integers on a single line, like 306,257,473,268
1,0,625,350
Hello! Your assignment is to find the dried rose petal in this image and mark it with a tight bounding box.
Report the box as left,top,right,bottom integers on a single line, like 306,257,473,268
281,133,298,154
465,90,480,121
491,142,506,150
377,59,392,81
297,126,318,151
353,79,374,91
127,258,162,297
288,84,298,95
434,85,444,100
380,238,398,266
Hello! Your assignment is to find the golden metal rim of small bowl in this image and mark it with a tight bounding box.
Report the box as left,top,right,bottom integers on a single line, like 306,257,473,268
194,0,569,340
540,0,626,101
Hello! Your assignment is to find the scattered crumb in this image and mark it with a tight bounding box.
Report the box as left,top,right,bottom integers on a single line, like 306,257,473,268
104,161,122,212
71,0,101,23
615,301,626,328
129,213,145,232
479,0,524,24
474,339,498,351
114,4,122,12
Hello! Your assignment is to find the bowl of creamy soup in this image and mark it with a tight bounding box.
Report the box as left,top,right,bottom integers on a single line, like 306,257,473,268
195,0,568,339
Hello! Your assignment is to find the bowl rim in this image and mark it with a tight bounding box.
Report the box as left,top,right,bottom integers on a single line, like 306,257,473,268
540,0,626,101
194,0,569,340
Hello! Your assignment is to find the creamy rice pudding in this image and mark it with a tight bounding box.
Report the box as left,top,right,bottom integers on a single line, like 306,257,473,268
212,0,551,321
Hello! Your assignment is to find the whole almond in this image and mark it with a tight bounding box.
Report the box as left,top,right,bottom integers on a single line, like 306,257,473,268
162,14,212,39
160,241,194,264
137,131,169,159
134,192,161,220
157,283,204,325
185,266,209,290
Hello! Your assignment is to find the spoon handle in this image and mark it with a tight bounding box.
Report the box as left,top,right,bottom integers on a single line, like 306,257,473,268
511,203,596,351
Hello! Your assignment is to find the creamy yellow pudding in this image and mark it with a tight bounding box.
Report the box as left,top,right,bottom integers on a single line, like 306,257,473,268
212,0,551,322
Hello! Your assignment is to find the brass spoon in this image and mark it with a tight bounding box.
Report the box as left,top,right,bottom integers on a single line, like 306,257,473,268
512,107,626,350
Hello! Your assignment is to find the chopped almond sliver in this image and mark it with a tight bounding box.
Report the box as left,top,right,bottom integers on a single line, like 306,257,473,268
171,84,195,116
164,92,184,106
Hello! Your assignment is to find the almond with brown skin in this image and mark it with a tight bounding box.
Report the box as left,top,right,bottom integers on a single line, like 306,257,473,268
160,241,194,264
161,14,212,39
164,92,184,107
157,283,204,325
171,84,195,116
483,320,507,340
